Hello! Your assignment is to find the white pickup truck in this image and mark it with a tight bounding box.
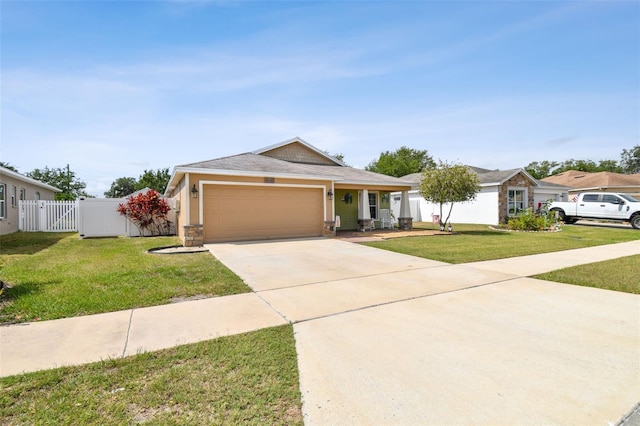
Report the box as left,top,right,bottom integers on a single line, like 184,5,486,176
549,192,640,229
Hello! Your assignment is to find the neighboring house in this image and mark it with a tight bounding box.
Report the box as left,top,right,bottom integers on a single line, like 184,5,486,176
164,137,414,244
542,170,640,199
391,167,570,225
0,166,61,235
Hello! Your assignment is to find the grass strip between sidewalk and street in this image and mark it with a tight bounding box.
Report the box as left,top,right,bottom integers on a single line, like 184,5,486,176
0,325,303,426
0,233,250,324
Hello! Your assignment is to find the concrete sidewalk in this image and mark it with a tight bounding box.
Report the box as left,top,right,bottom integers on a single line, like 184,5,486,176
469,239,640,276
0,293,286,377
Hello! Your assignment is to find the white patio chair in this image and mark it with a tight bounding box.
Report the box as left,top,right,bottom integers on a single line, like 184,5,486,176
379,209,394,229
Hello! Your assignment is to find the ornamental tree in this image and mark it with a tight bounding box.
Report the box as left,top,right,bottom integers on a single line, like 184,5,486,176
419,161,481,230
117,189,172,236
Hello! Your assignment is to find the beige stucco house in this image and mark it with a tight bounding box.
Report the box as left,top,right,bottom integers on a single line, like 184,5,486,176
0,166,61,235
164,138,414,245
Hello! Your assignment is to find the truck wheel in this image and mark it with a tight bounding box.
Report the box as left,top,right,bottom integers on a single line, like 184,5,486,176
552,209,577,224
631,214,640,230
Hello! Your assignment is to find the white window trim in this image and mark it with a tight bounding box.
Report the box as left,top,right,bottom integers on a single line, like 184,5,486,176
368,191,379,219
507,187,528,216
0,184,5,219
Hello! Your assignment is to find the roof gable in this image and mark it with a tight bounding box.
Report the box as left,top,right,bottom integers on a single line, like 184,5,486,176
166,139,414,195
253,137,343,166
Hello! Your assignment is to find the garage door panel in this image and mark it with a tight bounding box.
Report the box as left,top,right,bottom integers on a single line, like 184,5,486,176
203,185,324,242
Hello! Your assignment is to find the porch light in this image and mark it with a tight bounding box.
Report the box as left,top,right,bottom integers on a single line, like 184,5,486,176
191,184,198,199
327,191,334,200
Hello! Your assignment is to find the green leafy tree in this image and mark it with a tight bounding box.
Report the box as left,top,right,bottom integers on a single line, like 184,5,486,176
526,158,622,179
136,168,170,193
0,162,19,172
595,159,623,173
104,177,137,198
419,162,481,230
620,145,640,174
322,150,349,166
525,161,560,179
365,147,435,177
26,165,91,200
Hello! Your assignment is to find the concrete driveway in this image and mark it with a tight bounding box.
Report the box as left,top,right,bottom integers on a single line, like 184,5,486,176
207,238,640,425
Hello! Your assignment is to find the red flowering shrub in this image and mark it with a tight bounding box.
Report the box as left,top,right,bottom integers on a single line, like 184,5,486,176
117,189,173,236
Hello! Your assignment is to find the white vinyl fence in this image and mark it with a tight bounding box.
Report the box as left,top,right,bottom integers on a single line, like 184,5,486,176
19,197,176,238
78,197,176,238
20,200,78,232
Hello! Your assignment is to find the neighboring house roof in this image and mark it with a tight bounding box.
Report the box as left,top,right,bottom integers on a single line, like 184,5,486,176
165,138,413,195
0,166,62,192
401,166,548,189
542,170,640,190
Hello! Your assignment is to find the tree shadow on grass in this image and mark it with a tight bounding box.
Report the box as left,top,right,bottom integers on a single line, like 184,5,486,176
0,232,73,256
456,230,510,236
0,280,59,324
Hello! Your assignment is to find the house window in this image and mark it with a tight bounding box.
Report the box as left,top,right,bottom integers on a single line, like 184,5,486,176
35,191,41,200
507,188,526,215
19,188,26,202
11,186,17,208
0,184,5,218
369,192,378,219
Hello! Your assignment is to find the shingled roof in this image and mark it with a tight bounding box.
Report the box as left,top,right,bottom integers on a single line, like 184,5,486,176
166,138,415,194
178,152,413,186
542,170,640,189
401,167,541,188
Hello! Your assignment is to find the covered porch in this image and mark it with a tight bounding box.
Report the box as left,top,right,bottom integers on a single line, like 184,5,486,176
332,186,412,232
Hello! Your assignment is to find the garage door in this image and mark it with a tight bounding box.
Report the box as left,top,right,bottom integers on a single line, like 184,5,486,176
203,185,324,243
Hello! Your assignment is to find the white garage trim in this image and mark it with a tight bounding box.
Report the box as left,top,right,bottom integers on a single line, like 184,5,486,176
198,180,329,225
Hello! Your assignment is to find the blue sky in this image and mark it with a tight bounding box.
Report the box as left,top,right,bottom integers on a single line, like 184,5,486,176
2,1,638,196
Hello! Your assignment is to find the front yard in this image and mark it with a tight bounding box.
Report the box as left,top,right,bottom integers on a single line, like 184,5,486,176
364,223,640,263
0,233,249,324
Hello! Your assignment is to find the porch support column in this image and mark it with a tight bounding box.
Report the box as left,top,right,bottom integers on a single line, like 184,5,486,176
358,190,372,231
398,190,413,231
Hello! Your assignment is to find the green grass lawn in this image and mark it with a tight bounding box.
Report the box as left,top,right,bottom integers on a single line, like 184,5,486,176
0,233,250,324
0,325,303,425
364,223,640,264
535,254,640,294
